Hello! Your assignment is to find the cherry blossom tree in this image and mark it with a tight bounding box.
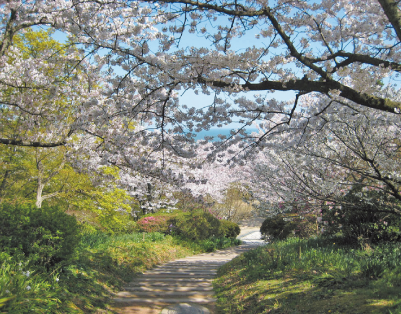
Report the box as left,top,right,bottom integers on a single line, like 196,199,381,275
2,1,400,150
1,0,401,211
248,103,401,217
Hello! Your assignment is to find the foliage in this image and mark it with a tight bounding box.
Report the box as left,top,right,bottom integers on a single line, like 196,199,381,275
58,229,239,312
323,187,401,243
219,219,241,238
136,210,234,241
89,187,137,234
213,183,255,222
0,203,80,270
2,0,401,221
56,165,140,235
0,224,240,313
260,215,296,241
137,214,173,233
214,237,401,313
289,213,318,239
174,210,223,240
0,256,61,313
259,200,320,242
192,236,241,252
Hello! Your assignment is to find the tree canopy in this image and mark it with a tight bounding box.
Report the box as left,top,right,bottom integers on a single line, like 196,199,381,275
1,1,400,148
1,0,401,216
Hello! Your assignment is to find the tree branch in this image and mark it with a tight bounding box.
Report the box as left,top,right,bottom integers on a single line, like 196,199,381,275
198,76,401,113
378,0,401,42
0,138,67,147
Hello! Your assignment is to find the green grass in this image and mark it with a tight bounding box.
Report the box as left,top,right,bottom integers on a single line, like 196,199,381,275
213,237,401,314
0,230,240,313
59,232,240,313
57,232,189,313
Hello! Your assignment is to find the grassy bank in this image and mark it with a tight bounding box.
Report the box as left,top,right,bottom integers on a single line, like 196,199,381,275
213,237,401,314
1,231,240,313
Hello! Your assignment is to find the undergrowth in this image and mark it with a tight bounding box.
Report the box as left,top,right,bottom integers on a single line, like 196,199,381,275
213,236,401,314
1,231,240,313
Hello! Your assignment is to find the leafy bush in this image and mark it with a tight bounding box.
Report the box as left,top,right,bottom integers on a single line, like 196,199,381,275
219,220,241,238
289,213,318,238
322,187,401,243
137,211,227,241
137,214,173,233
174,210,223,240
260,215,296,241
0,203,80,269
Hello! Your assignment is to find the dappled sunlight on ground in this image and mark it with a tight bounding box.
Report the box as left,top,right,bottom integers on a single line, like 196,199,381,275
214,244,401,314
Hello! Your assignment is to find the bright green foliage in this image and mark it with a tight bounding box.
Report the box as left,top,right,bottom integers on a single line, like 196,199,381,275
0,257,61,313
175,210,223,240
1,27,84,145
0,146,32,202
0,203,80,270
89,187,136,234
260,215,297,241
0,28,89,206
323,187,401,243
219,220,241,238
50,165,138,234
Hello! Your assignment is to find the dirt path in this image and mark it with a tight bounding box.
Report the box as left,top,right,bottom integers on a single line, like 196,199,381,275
111,219,265,314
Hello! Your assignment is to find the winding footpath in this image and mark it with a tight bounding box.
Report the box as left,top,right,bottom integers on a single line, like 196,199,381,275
111,217,266,314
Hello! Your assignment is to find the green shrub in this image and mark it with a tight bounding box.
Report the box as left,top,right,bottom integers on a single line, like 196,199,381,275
137,210,229,241
219,220,241,238
322,187,401,243
98,211,138,234
175,210,223,240
0,203,81,270
289,213,318,238
260,215,296,241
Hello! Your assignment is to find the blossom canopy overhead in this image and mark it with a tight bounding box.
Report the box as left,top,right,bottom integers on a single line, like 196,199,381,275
0,0,400,172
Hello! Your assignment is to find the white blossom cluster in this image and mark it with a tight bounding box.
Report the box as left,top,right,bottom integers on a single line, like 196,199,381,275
1,0,401,209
